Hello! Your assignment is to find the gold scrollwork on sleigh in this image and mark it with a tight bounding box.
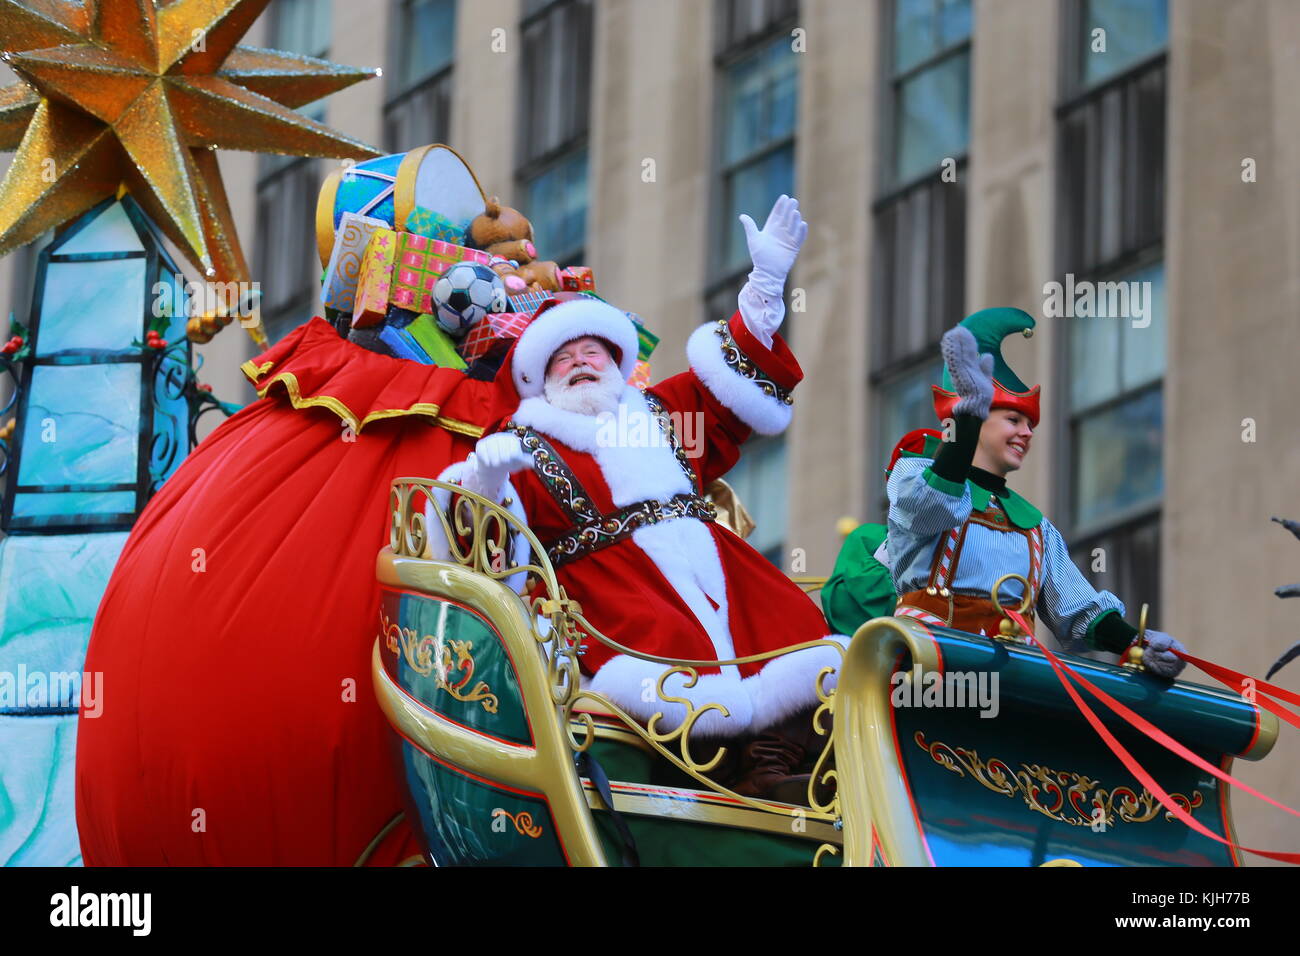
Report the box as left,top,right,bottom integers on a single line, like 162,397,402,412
915,731,1203,826
380,609,500,714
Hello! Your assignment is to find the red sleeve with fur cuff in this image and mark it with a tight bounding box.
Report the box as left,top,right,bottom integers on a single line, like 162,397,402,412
684,310,801,436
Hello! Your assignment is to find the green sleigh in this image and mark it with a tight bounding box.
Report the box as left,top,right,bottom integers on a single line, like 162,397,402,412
372,479,1277,866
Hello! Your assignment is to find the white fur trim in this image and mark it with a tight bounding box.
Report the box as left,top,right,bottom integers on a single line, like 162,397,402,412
589,653,754,738
511,298,639,398
743,634,848,731
426,461,531,594
686,322,793,435
513,388,735,660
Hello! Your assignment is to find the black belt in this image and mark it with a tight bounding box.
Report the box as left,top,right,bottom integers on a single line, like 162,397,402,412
543,493,716,568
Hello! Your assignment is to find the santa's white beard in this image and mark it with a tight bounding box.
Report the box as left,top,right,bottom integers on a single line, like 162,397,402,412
543,362,625,417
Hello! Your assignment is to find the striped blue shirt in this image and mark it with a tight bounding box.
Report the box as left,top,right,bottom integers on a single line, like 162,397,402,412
886,457,1125,645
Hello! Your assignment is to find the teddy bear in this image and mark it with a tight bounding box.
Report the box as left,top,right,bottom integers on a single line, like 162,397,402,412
466,196,562,294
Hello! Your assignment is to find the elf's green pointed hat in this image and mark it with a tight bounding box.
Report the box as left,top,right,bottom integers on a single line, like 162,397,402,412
933,307,1041,425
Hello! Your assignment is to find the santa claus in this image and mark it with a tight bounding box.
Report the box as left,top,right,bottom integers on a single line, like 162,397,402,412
440,196,842,798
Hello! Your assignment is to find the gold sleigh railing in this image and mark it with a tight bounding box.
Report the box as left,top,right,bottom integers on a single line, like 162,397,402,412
380,477,937,867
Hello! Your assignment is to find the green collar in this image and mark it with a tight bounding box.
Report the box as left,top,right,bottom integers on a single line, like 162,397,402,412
969,481,1042,529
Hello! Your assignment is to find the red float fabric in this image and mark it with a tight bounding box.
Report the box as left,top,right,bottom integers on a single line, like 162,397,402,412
75,319,494,865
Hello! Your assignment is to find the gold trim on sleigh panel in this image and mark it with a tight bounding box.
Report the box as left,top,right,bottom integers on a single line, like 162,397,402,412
914,732,1204,827
834,616,944,867
374,553,608,866
380,608,500,714
582,782,843,845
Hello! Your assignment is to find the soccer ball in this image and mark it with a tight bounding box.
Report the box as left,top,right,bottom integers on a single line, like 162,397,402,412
432,263,506,336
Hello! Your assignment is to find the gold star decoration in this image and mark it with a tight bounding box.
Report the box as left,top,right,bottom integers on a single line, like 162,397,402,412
0,0,383,344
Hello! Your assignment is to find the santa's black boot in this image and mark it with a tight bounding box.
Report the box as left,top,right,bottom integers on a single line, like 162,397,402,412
726,707,829,805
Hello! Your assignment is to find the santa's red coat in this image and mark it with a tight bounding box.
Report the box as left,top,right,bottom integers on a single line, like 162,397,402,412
482,313,837,736
75,319,498,865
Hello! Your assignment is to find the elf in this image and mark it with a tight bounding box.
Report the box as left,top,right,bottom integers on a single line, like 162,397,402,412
885,308,1187,677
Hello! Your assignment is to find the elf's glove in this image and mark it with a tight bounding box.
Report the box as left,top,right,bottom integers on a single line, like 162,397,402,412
1141,630,1187,679
736,195,807,346
940,326,995,419
466,433,533,501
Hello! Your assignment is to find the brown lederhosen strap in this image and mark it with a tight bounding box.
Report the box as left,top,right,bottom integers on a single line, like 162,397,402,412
506,400,715,569
896,499,1044,632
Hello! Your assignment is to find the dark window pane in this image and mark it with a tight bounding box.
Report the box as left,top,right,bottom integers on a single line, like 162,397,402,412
721,146,795,275
1057,59,1165,275
722,36,798,165
255,159,320,342
716,0,798,52
397,0,456,91
384,69,453,152
521,148,589,266
518,0,593,168
1070,516,1161,630
893,0,937,73
937,0,972,47
274,0,331,55
871,171,966,369
1072,386,1162,529
895,49,970,183
1080,0,1168,88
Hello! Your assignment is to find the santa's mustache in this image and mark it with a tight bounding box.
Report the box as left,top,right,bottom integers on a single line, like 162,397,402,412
559,365,609,387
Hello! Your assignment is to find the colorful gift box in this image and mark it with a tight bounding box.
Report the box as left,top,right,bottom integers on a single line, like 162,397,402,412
505,290,552,315
630,316,658,362
404,205,469,244
557,266,596,292
322,212,388,314
390,233,492,314
457,312,533,363
629,360,651,389
405,313,467,369
351,228,399,328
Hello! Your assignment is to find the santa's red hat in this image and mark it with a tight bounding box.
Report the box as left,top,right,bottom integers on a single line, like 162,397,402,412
507,294,639,399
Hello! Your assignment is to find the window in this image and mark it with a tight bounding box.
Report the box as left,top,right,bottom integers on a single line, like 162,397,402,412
516,0,594,267
2,199,189,532
1056,0,1168,624
706,0,799,567
254,0,332,344
384,0,456,152
870,0,971,509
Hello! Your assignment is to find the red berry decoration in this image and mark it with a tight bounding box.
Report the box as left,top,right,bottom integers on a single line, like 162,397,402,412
158,339,168,348
198,383,213,392
11,336,21,348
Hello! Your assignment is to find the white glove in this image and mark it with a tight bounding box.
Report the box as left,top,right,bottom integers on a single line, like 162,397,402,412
1142,631,1187,679
940,326,995,419
468,432,533,501
740,194,807,297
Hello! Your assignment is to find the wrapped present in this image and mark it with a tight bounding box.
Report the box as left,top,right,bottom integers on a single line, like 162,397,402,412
629,360,651,389
405,313,467,369
557,266,595,292
351,228,399,328
631,317,659,362
457,312,533,363
322,212,388,314
505,290,551,315
404,205,469,244
390,233,492,314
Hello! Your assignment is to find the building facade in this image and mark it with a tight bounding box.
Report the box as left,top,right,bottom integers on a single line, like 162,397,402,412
1,0,1296,857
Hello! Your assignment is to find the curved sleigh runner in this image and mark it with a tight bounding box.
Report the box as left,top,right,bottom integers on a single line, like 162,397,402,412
373,479,1278,867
